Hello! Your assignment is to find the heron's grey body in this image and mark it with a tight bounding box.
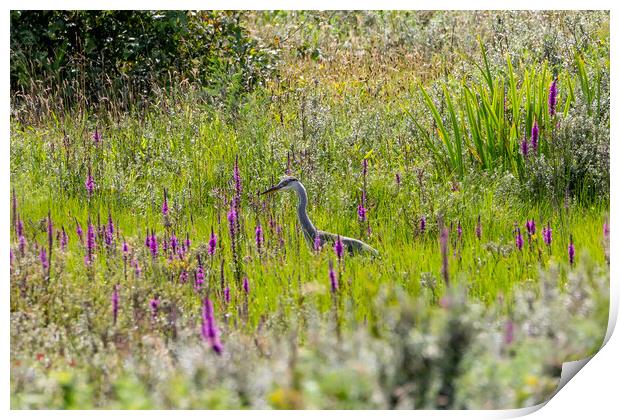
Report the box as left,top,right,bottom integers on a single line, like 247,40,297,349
262,177,378,256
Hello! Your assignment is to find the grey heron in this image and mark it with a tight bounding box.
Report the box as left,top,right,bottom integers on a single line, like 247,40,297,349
261,176,379,256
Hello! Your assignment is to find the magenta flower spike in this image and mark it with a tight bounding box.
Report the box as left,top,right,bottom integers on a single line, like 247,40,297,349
60,227,68,250
224,287,231,304
568,235,575,266
19,235,26,254
86,221,95,265
531,121,539,153
184,233,191,251
16,216,24,237
150,297,160,319
543,222,552,246
122,240,129,257
76,222,84,244
357,202,367,222
170,234,178,253
395,172,401,187
227,202,237,240
520,137,529,158
39,248,49,271
85,169,95,198
208,228,217,256
162,188,169,217
476,216,482,240
548,78,558,117
111,284,120,325
313,233,322,252
420,215,426,234
328,260,338,293
515,228,524,251
149,231,158,258
196,262,205,290
92,128,102,145
179,270,188,284
255,223,264,253
201,297,223,355
243,276,250,294
334,235,344,261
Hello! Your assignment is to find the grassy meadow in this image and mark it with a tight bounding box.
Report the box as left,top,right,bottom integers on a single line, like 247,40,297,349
10,11,610,409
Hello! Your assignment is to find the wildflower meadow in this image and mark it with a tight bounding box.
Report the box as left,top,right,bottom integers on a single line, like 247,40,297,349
10,11,610,409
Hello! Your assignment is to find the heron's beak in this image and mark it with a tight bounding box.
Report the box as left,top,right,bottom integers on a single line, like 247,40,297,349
261,185,281,195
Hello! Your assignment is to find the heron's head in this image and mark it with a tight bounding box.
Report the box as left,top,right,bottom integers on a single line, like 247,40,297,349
261,176,299,195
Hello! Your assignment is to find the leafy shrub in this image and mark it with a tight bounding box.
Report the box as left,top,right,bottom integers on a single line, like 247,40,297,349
10,11,279,115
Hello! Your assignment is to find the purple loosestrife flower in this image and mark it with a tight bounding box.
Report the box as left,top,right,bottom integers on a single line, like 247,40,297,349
515,228,524,251
19,235,26,254
525,220,536,236
224,287,231,304
16,216,24,237
255,223,264,253
170,234,178,253
334,235,344,261
60,227,68,250
419,216,426,234
520,137,529,158
150,297,160,319
179,270,188,283
39,248,49,271
531,121,539,153
313,233,322,252
86,221,95,265
543,223,553,246
208,228,217,256
440,226,450,286
201,297,223,355
149,232,158,258
395,172,401,187
243,276,250,294
132,258,142,277
85,169,95,198
76,222,83,243
145,232,151,248
92,128,102,145
328,260,338,293
476,216,482,240
184,233,191,251
111,284,120,325
196,264,205,290
568,235,575,266
162,189,169,217
227,204,237,238
122,240,129,258
548,78,558,117
604,222,610,240
357,202,367,222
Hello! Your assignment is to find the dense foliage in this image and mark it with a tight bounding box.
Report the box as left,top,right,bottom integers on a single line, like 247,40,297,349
11,10,278,114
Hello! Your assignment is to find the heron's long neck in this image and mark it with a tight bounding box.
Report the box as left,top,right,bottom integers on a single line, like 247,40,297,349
292,181,317,238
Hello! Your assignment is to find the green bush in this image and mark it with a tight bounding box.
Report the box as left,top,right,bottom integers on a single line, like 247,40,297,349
10,11,279,114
